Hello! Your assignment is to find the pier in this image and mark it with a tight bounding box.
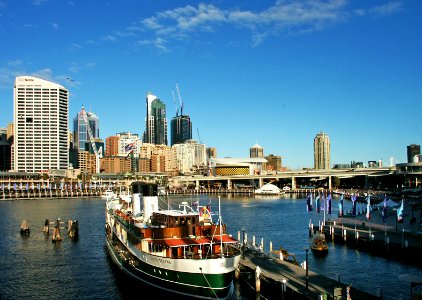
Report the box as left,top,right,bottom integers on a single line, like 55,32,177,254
237,242,379,299
313,202,422,268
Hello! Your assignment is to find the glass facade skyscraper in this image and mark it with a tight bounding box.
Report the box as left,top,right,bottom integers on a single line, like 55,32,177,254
73,107,99,151
143,92,167,145
170,115,192,146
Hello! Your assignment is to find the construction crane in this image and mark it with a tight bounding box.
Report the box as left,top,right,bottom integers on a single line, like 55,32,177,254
80,106,101,174
171,89,179,116
197,128,202,144
175,82,184,116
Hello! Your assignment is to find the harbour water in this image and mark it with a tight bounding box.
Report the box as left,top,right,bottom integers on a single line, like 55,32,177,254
0,194,420,299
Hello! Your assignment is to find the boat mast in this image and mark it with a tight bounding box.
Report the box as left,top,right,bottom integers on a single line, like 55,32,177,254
219,196,223,258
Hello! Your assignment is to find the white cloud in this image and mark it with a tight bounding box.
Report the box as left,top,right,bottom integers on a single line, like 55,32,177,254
51,23,59,30
96,1,404,50
369,1,402,16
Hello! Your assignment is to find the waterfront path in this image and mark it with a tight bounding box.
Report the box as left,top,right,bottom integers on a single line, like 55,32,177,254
238,248,379,299
318,200,422,267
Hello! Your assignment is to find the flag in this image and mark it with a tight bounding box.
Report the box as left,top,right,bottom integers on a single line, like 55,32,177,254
338,194,344,217
125,143,135,157
366,195,371,220
352,194,357,216
306,193,311,211
326,193,332,214
310,192,313,209
14,183,17,190
206,200,211,213
192,200,199,211
315,193,320,213
397,199,404,223
320,192,325,211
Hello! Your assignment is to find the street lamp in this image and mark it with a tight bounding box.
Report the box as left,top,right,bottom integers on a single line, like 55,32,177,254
305,247,309,289
282,278,287,299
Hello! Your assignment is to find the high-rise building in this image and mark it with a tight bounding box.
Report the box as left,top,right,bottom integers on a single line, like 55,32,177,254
314,131,330,169
0,128,11,171
250,144,264,158
13,76,69,172
73,106,99,151
407,144,420,163
171,115,192,146
265,154,283,171
106,136,120,156
143,92,167,145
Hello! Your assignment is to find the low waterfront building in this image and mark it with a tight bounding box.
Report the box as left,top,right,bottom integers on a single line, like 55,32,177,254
208,157,267,176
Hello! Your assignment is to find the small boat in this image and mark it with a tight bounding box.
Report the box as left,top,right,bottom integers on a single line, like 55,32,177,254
101,189,118,201
254,183,284,195
105,181,241,299
310,233,328,256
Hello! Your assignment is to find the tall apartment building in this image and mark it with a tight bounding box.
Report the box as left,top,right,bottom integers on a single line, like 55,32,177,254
407,144,421,163
143,92,167,145
106,136,120,156
250,143,264,158
314,131,330,169
13,76,69,172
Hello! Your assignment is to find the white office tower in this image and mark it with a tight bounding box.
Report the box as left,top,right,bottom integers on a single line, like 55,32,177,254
13,76,69,172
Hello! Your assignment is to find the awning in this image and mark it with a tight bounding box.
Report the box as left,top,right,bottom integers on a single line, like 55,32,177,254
150,235,238,248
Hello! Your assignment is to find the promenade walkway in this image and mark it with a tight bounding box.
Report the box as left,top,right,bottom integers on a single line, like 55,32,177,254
318,199,422,269
238,248,378,299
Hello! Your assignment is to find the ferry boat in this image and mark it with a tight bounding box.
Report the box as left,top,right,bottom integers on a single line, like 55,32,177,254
105,181,241,299
254,183,284,195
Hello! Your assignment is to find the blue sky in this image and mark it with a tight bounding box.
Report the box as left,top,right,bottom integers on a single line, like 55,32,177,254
0,0,421,170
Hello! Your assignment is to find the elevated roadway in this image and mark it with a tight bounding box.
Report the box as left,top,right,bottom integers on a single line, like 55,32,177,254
170,167,396,190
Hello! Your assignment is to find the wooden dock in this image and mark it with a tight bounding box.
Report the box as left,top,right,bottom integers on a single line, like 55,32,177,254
312,202,422,267
237,247,379,299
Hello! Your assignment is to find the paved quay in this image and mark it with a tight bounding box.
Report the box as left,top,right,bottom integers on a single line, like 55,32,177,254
318,200,422,267
237,248,378,299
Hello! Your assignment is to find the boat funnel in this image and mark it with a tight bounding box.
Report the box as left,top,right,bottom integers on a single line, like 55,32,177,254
131,182,159,219
133,194,141,216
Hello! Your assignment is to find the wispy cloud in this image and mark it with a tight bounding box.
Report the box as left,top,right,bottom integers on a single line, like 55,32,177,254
94,0,403,51
369,1,402,16
51,23,59,30
0,60,82,89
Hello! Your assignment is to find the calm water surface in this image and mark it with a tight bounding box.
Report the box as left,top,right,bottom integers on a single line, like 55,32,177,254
0,194,420,300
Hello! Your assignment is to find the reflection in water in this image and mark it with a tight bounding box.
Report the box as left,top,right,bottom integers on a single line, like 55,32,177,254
0,195,420,300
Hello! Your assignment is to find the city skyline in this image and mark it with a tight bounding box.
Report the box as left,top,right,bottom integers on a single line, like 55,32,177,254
0,1,421,169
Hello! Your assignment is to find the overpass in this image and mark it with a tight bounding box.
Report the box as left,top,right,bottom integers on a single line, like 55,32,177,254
169,167,396,190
